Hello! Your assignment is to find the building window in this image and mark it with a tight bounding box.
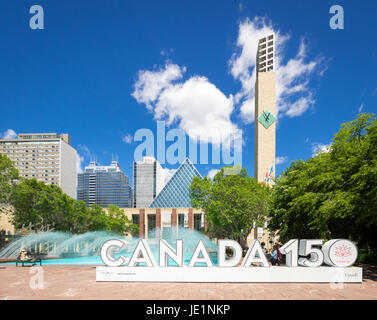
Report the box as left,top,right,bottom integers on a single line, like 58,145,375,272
178,214,185,228
132,214,140,226
148,214,156,238
194,214,203,232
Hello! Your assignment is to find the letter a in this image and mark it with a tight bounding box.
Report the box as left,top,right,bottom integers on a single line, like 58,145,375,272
241,240,269,267
329,5,344,30
128,239,157,267
29,5,44,30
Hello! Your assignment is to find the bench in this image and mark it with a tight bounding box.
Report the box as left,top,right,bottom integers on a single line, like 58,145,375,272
16,258,42,267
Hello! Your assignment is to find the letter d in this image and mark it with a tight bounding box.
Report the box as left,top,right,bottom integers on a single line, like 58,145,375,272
218,240,242,267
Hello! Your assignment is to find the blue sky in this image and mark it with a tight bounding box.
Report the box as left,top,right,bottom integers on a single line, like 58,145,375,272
1,0,377,186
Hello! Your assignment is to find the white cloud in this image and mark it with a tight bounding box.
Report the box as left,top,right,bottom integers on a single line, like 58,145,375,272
207,169,220,180
122,134,133,144
229,17,324,123
162,168,177,185
76,155,84,174
132,63,238,146
0,129,17,139
358,103,364,113
276,156,288,165
312,143,331,156
132,63,186,111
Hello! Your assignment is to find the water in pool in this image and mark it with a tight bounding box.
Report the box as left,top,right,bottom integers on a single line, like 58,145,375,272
0,227,218,266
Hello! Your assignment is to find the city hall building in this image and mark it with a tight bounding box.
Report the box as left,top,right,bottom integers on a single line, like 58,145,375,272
119,158,274,248
122,158,205,238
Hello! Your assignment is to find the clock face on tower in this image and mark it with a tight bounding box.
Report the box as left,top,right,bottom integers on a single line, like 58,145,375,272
257,110,276,129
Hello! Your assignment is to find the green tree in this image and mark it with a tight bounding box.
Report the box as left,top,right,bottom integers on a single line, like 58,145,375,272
106,205,139,235
0,154,19,205
190,167,271,249
86,204,109,232
11,179,138,236
11,179,62,229
269,113,377,260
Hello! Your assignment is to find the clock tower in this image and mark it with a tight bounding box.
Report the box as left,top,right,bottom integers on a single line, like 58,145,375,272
254,34,276,185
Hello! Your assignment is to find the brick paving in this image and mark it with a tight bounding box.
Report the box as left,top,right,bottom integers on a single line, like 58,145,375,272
0,265,376,300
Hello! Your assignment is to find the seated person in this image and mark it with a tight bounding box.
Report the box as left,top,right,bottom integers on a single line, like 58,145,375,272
270,247,278,266
18,248,32,261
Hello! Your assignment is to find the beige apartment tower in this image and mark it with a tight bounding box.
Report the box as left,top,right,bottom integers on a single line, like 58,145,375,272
0,133,77,198
254,34,276,185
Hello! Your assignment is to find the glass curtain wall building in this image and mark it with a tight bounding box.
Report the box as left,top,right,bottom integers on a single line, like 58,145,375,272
77,161,132,208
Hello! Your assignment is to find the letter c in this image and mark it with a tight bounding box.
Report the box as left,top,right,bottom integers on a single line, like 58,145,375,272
100,239,129,267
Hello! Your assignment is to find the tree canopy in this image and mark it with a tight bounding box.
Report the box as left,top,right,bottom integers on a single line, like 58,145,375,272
190,167,271,249
269,113,377,258
10,178,138,235
0,154,19,205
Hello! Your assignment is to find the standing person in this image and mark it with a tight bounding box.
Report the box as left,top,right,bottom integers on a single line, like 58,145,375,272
276,243,282,266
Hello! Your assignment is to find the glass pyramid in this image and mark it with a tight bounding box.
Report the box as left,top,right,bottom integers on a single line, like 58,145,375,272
150,158,202,208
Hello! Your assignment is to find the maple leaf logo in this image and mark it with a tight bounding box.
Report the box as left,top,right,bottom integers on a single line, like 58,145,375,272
334,244,352,259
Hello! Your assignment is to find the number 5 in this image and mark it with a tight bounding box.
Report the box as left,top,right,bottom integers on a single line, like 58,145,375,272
298,239,324,267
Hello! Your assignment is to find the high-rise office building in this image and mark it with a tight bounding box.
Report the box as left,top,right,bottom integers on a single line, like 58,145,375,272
133,157,164,208
77,161,132,208
150,158,202,208
0,133,77,198
254,34,276,186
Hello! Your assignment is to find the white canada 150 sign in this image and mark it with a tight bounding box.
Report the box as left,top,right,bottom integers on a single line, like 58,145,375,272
96,238,362,283
100,239,358,268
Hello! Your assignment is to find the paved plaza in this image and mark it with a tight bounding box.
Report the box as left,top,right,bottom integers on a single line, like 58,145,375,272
0,264,376,300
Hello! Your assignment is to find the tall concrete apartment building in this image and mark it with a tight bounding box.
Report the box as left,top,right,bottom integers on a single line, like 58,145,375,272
133,157,164,208
77,161,132,208
0,133,77,198
255,34,276,186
